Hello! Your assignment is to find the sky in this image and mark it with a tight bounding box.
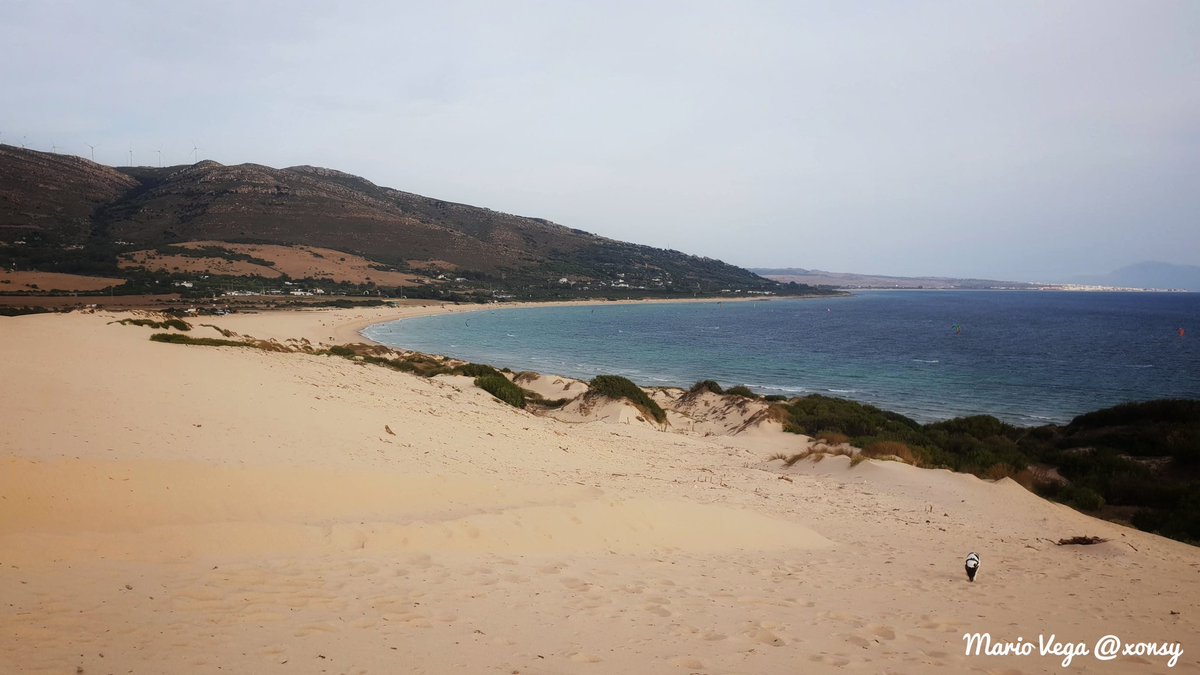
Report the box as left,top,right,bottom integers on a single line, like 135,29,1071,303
1,1,1197,281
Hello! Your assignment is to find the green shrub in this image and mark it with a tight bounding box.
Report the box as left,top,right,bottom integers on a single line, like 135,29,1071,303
1062,485,1105,511
781,394,923,440
1131,486,1200,543
763,394,789,402
588,375,666,424
116,318,192,331
1131,508,1168,534
475,374,526,409
688,380,724,395
149,333,247,347
725,385,757,398
455,363,502,378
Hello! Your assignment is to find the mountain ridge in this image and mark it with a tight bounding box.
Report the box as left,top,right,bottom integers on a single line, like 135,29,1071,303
1,145,829,300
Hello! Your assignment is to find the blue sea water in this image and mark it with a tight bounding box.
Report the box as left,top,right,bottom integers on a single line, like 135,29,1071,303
363,291,1200,426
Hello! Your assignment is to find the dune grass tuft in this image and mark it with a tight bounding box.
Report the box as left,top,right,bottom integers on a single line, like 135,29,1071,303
815,430,850,445
860,440,916,464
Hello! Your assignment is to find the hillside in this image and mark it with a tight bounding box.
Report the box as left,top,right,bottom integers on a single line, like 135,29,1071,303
0,145,829,300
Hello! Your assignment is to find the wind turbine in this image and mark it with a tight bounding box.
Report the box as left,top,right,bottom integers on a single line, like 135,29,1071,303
191,142,201,163
86,143,98,161
51,141,58,153
128,143,134,166
156,146,162,167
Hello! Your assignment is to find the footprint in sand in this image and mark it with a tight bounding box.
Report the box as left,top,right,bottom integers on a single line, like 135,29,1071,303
643,603,671,617
294,622,339,637
744,628,785,646
559,577,592,592
868,624,896,640
845,635,871,649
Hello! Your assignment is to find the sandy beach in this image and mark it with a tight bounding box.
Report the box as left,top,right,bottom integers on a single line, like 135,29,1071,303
1,305,1197,674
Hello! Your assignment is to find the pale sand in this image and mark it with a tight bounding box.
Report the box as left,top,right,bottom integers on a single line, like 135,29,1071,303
1,307,1197,674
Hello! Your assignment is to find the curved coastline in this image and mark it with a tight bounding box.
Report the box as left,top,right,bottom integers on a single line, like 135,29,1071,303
344,294,811,346
352,290,1200,428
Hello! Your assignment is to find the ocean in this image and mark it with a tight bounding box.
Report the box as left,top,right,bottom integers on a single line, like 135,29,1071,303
362,291,1200,426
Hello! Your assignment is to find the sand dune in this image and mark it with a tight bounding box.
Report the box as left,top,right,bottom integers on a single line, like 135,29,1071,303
1,307,1196,674
512,371,589,401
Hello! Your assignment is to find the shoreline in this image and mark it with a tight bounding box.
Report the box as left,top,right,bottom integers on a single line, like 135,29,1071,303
330,294,1194,429
333,293,822,346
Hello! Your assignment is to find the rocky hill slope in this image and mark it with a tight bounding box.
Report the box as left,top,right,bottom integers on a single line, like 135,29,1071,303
1,145,828,299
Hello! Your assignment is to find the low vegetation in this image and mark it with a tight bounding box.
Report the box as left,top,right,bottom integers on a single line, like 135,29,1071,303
815,430,850,445
474,374,526,409
1057,536,1108,546
588,375,667,424
859,441,916,464
687,380,763,399
774,394,1200,544
115,317,192,331
688,380,724,395
322,344,458,376
454,363,503,378
521,392,572,409
149,333,247,347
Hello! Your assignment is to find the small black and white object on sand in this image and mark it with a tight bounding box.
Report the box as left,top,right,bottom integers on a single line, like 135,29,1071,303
965,552,980,582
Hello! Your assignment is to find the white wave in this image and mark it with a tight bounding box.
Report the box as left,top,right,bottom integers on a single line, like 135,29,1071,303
745,383,808,393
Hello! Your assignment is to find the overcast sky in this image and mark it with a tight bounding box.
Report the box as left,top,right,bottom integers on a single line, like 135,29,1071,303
2,1,1197,281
